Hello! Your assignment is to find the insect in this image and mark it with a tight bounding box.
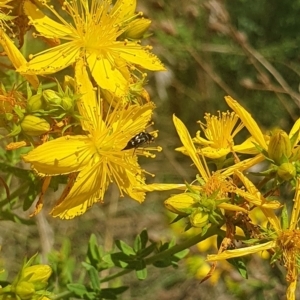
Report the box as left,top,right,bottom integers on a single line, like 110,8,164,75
122,132,155,150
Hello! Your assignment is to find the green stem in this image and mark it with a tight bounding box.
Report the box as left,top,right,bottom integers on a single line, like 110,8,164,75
100,225,222,283
51,290,74,300
145,225,221,265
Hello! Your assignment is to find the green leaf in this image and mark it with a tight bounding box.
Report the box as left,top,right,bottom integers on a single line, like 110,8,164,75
87,234,102,267
138,243,156,258
134,229,148,252
100,286,128,299
115,240,135,255
227,257,248,279
109,253,131,268
23,182,41,211
82,263,101,292
135,260,147,280
67,283,96,300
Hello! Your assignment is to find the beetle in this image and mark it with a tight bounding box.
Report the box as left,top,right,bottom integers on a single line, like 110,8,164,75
122,132,155,150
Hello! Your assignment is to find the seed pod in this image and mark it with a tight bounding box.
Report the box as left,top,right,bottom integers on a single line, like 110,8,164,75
20,115,50,136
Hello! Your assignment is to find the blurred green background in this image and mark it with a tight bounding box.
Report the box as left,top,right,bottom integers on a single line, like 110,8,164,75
1,0,300,299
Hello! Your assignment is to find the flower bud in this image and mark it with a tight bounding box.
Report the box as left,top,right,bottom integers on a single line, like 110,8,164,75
123,18,151,39
22,265,52,290
268,130,291,165
277,162,296,181
189,209,209,228
164,193,197,215
26,94,43,112
61,96,73,111
43,90,62,106
14,281,35,299
20,115,50,136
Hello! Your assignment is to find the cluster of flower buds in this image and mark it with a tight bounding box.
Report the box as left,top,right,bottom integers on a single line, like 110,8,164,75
267,129,298,181
0,257,52,300
164,184,224,232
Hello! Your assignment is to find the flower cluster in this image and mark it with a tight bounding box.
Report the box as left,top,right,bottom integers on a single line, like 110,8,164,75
1,0,300,299
138,96,300,299
0,0,164,219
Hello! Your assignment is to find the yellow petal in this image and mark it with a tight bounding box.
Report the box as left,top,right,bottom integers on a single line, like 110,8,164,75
118,44,166,71
74,58,103,132
235,188,281,209
287,280,297,300
221,154,264,177
18,42,79,75
289,118,300,147
111,0,136,22
22,136,94,175
225,96,268,149
87,51,129,96
116,162,146,203
235,170,261,198
289,178,300,230
50,160,105,219
217,203,248,213
206,241,275,261
199,146,230,159
134,183,187,192
24,0,74,38
233,136,260,154
0,29,39,89
173,114,209,181
107,101,155,149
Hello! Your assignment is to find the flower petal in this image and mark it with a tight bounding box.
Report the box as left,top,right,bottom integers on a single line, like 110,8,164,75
23,135,94,175
50,160,106,219
111,0,136,22
18,42,80,75
118,44,166,71
206,241,275,261
225,96,268,150
289,118,300,147
24,0,74,38
173,114,209,181
87,51,128,96
0,29,39,89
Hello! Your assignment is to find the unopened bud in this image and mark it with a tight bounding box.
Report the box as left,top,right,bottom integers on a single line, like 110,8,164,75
189,209,209,228
164,193,197,215
20,115,50,136
15,281,35,299
43,90,62,106
277,162,296,181
123,18,151,39
26,94,43,112
268,130,291,165
61,96,73,111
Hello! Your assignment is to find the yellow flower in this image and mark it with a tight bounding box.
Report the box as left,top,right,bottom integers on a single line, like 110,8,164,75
177,110,259,159
207,178,300,300
138,115,248,219
19,0,165,96
23,60,158,219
